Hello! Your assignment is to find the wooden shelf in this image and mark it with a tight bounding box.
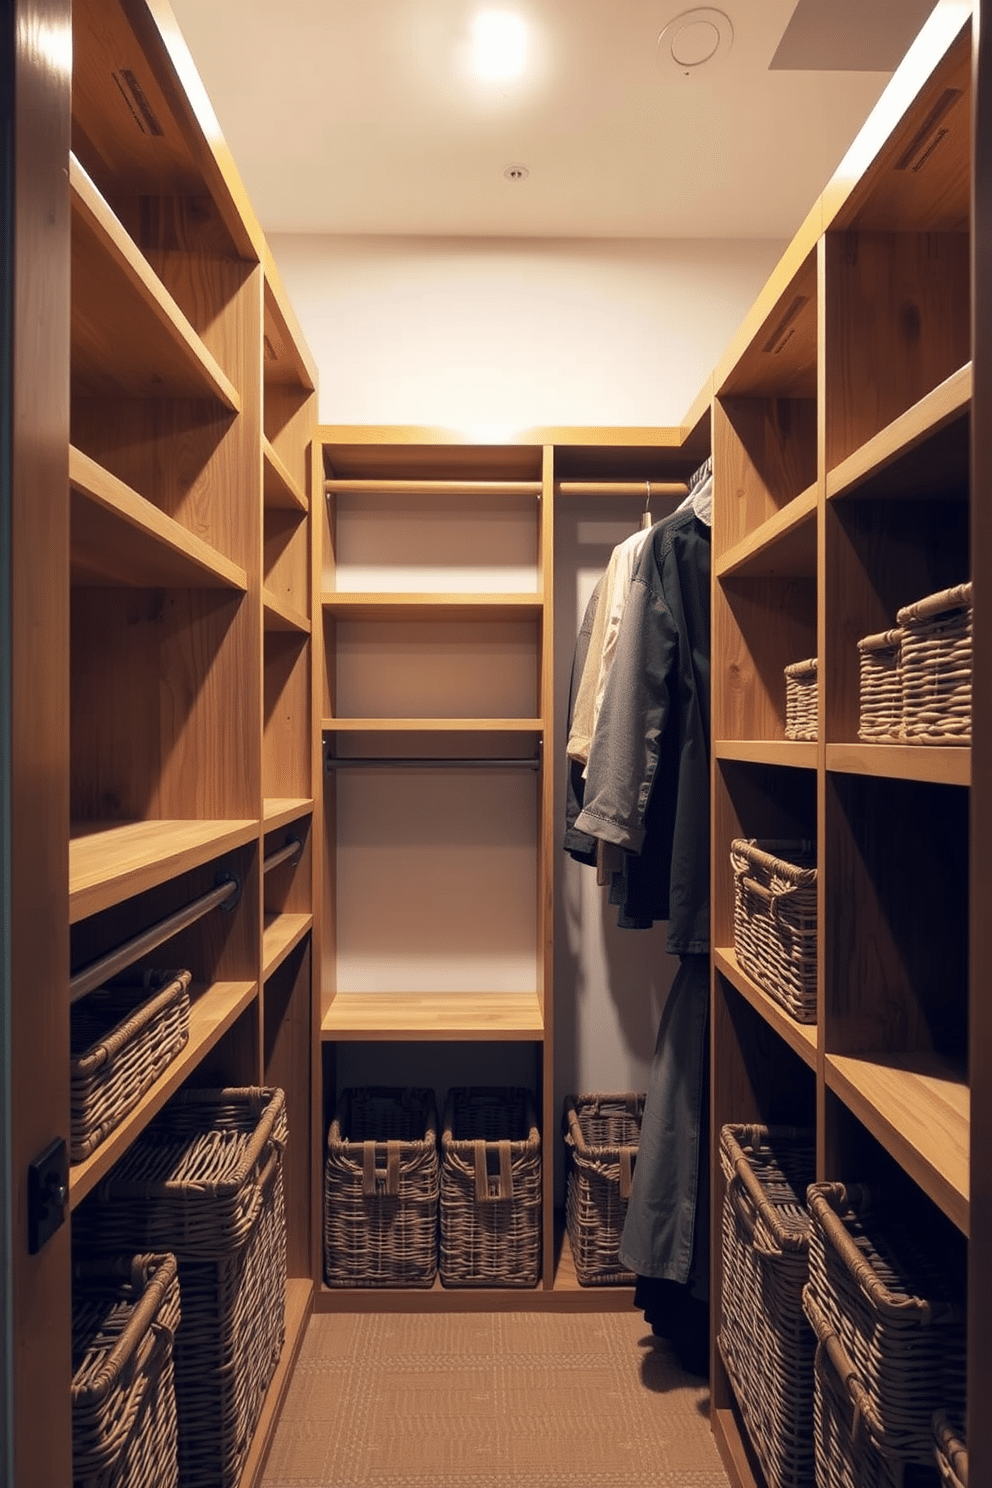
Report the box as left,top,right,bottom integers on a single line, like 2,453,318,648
825,1052,969,1235
69,819,259,924
714,949,818,1070
826,743,970,786
717,252,818,400
263,798,313,830
263,588,311,634
826,364,972,501
322,592,543,620
263,437,309,513
324,478,542,497
70,155,241,409
321,990,544,1041
715,483,817,579
263,912,313,981
323,718,544,734
263,268,318,392
70,445,248,590
68,979,257,1208
714,740,818,771
235,1278,313,1488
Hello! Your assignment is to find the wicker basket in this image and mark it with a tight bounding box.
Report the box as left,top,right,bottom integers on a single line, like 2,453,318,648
718,1125,817,1488
785,658,818,741
75,1087,287,1488
563,1093,643,1285
934,1412,968,1488
802,1182,966,1481
70,971,192,1163
858,629,904,743
897,582,972,744
730,839,818,1023
72,1252,181,1488
440,1086,541,1288
324,1086,439,1288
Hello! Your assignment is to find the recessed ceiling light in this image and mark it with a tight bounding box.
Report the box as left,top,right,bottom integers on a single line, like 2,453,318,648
503,163,530,181
657,8,733,78
471,11,529,83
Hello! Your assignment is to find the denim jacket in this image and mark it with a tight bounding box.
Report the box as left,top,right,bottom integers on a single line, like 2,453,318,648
573,507,711,953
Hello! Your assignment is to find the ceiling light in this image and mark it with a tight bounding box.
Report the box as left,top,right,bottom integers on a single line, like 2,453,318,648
471,11,529,82
657,8,733,78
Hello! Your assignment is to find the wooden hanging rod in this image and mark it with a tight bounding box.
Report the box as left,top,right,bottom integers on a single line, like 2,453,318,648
325,479,542,496
69,874,239,1004
555,481,689,497
325,756,541,770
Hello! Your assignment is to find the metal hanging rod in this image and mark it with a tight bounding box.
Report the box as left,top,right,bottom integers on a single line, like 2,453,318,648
325,756,541,770
555,480,689,498
69,873,240,1005
325,479,542,497
263,838,303,875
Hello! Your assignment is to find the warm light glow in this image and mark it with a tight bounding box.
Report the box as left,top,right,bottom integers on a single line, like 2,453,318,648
470,11,529,82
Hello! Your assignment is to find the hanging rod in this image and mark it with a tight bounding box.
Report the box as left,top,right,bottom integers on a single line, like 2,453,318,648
555,481,689,498
325,756,541,770
263,838,302,875
325,479,542,497
69,874,240,1005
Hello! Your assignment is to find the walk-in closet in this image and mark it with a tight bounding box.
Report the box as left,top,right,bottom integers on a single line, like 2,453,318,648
4,0,989,1485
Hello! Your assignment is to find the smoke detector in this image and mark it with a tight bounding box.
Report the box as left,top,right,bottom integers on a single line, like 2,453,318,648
657,8,733,77
503,164,530,182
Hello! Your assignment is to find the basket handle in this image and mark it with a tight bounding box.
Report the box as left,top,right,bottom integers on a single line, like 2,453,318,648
362,1140,402,1197
474,1139,514,1201
809,1184,933,1321
740,876,799,921
804,1285,881,1445
70,1254,178,1411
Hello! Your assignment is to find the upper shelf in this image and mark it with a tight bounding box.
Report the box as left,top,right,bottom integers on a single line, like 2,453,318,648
717,251,817,400
716,483,817,580
321,989,544,1042
826,364,971,501
263,266,318,392
264,438,309,513
70,445,248,590
263,589,311,634
70,818,258,924
70,155,241,408
321,593,543,620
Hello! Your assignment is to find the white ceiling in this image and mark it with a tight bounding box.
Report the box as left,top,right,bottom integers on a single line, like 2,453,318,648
168,0,941,241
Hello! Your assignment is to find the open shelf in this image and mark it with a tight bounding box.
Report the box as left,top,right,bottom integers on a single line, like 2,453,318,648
323,718,544,733
70,155,241,409
69,819,259,924
715,740,817,771
714,949,818,1070
321,990,544,1041
826,743,970,786
715,483,817,580
825,1052,969,1235
826,364,971,501
263,912,313,981
68,978,258,1208
322,592,543,619
263,588,311,634
70,445,248,591
263,437,309,513
263,798,313,830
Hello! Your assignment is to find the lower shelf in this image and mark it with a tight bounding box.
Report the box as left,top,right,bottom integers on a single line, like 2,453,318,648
321,989,544,1040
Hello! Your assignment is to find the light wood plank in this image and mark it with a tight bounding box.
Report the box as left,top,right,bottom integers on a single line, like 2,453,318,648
714,740,818,771
237,1278,313,1488
710,1406,765,1488
825,1052,969,1235
321,990,544,1040
263,798,313,830
68,979,258,1208
263,262,318,390
718,251,818,399
70,445,248,590
263,587,311,634
263,912,313,982
714,949,818,1069
322,717,544,733
321,592,543,620
827,364,972,498
826,743,970,786
69,154,240,408
715,483,817,579
69,819,259,924
263,436,309,512
325,477,542,497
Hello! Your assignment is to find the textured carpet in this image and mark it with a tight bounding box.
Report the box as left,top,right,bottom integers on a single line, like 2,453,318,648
261,1308,730,1487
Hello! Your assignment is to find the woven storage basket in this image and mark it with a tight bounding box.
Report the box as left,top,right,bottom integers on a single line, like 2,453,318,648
72,1252,181,1488
858,629,904,743
785,658,818,742
897,582,972,744
802,1182,966,1482
440,1086,541,1288
563,1092,643,1285
75,1087,287,1488
933,1412,968,1488
730,839,818,1023
70,971,191,1163
718,1125,817,1488
324,1086,439,1288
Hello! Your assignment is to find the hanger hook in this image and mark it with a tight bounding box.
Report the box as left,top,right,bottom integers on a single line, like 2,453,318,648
643,479,651,515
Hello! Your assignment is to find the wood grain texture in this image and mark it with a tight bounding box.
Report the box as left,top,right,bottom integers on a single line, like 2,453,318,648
263,588,311,634
264,436,308,512
69,818,258,922
718,250,818,399
264,633,312,799
262,913,313,981
713,949,818,1070
321,990,544,1040
716,482,817,580
263,798,313,829
713,576,817,741
715,739,818,770
827,363,971,500
321,592,543,619
264,505,309,615
715,396,817,552
825,742,971,786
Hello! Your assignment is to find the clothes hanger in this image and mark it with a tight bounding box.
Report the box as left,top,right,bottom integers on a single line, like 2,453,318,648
641,480,653,531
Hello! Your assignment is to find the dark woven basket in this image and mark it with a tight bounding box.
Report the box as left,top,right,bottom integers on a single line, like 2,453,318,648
933,1412,968,1488
563,1092,642,1285
70,971,191,1163
72,1252,181,1488
75,1087,287,1488
324,1086,439,1288
440,1086,541,1288
718,1125,817,1488
730,839,818,1022
858,629,904,743
897,582,972,745
802,1182,966,1481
